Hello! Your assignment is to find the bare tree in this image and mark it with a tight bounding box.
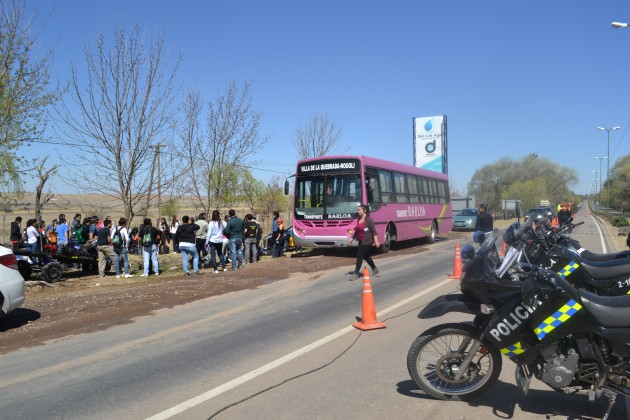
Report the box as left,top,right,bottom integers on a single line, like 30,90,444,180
55,25,181,227
34,157,59,221
177,81,269,214
293,113,344,160
0,0,62,196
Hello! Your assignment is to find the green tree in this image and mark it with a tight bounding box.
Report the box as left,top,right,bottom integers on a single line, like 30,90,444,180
240,169,266,214
160,197,180,220
0,0,61,195
468,155,577,211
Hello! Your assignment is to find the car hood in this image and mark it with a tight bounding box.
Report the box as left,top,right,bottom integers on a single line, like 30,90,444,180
453,215,477,222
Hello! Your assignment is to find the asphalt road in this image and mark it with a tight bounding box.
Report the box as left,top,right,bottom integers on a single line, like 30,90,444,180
0,208,627,419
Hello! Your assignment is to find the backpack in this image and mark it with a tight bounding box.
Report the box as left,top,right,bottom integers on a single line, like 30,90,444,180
142,229,153,246
112,227,122,246
245,221,258,238
74,225,88,244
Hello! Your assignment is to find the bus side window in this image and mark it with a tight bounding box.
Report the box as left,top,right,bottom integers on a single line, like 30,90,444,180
366,175,381,205
394,172,408,203
419,177,428,204
379,170,393,203
408,175,419,203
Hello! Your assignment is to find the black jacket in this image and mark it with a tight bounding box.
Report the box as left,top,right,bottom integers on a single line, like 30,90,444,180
174,223,199,244
475,212,493,232
10,222,21,241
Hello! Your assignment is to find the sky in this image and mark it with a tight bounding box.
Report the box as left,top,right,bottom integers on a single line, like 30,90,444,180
20,0,630,196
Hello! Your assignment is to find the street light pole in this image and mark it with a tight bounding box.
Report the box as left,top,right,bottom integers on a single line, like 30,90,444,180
594,156,607,209
597,126,620,210
591,170,601,209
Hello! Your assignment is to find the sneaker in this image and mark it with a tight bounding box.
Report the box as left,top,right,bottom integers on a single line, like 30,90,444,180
154,272,160,276
116,275,121,279
184,272,190,277
140,273,148,277
195,272,202,275
124,274,134,278
214,270,219,274
222,268,227,272
373,268,380,276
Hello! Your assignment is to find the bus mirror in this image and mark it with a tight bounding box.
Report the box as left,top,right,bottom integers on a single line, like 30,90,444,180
284,180,289,195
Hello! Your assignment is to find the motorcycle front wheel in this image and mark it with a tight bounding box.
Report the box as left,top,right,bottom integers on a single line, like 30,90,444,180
407,324,502,400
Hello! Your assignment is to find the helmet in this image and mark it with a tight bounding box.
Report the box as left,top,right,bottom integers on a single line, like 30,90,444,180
472,230,485,244
530,212,549,226
461,244,476,261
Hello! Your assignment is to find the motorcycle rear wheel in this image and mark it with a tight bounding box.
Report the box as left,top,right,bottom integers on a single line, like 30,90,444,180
407,324,502,400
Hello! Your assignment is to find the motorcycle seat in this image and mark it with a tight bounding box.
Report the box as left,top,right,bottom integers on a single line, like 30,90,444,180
579,257,630,280
579,290,630,328
580,249,630,263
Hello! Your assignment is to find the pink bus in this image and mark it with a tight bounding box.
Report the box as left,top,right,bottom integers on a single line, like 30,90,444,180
291,155,452,252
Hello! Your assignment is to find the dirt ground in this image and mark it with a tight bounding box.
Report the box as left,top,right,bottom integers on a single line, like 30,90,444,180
0,240,441,355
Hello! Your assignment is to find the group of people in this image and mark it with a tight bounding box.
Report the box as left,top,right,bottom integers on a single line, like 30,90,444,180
9,209,287,278
556,203,574,226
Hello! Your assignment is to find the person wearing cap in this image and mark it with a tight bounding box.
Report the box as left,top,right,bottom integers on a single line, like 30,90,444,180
272,217,285,258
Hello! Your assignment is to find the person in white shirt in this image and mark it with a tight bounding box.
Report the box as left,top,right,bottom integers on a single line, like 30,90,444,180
26,218,40,264
170,216,180,253
205,210,227,273
111,217,134,279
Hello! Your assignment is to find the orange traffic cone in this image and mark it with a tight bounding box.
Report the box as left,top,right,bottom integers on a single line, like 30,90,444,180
500,241,507,257
353,268,386,331
448,243,462,279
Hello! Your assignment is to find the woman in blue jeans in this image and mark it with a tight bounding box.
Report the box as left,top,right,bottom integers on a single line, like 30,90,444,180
174,215,201,276
25,219,40,264
205,210,226,273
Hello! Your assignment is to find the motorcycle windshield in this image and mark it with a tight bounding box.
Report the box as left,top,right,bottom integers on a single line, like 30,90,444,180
495,246,519,278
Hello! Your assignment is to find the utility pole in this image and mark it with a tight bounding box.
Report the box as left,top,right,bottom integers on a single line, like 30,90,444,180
157,144,163,223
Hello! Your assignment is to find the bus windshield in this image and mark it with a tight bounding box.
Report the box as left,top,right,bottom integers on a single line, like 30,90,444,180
294,174,362,220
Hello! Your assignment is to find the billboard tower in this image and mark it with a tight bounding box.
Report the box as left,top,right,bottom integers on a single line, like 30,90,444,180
413,115,448,174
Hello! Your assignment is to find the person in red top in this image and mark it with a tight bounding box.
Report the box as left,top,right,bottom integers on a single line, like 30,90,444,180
348,204,381,280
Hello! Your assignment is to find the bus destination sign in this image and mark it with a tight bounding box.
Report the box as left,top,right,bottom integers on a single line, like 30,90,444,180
297,159,360,175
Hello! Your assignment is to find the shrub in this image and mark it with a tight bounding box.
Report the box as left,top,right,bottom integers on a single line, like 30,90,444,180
610,216,630,227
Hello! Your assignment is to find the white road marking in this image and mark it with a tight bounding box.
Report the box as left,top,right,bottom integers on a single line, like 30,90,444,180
589,213,608,253
146,277,454,420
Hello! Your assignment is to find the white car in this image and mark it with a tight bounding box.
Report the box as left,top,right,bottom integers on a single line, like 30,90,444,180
0,245,25,317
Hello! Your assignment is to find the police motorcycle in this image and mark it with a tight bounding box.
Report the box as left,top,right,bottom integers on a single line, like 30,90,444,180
510,214,630,296
407,225,630,419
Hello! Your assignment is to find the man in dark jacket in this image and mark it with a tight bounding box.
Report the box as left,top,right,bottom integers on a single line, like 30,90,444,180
224,209,244,270
10,216,22,250
474,204,493,232
175,215,201,276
